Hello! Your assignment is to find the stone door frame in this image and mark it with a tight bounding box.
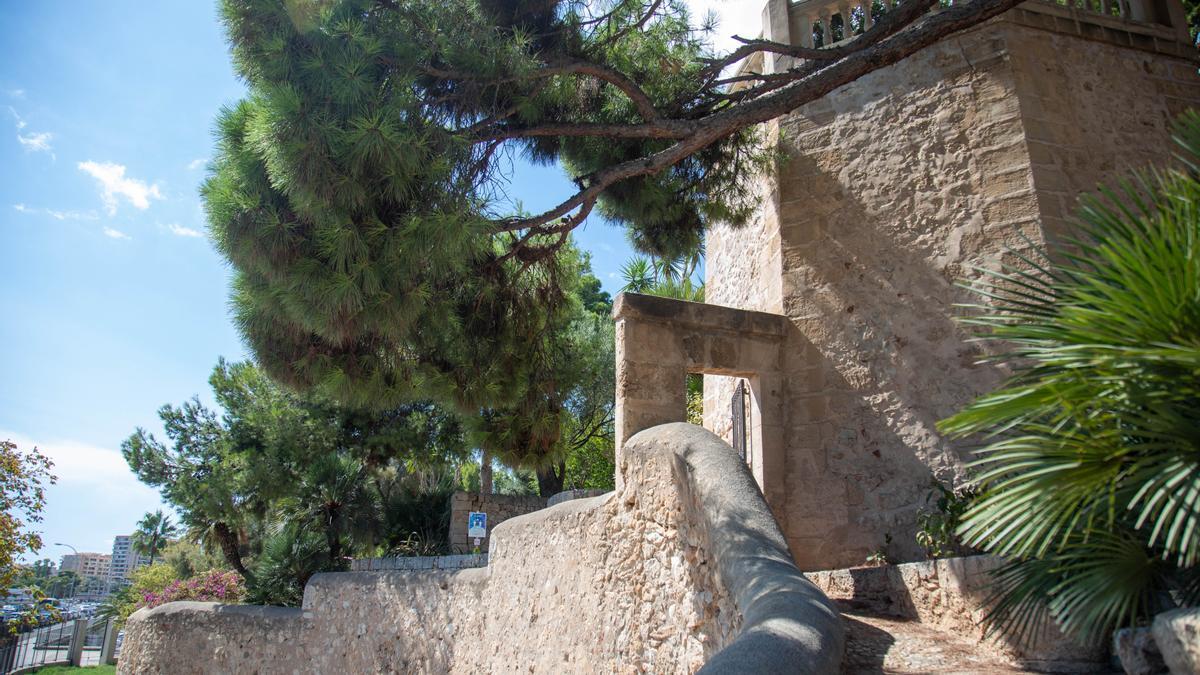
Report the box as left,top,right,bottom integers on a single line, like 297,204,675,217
612,293,790,512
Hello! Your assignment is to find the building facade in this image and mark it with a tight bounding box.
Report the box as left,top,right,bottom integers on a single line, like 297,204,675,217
616,0,1200,571
109,535,148,585
59,552,112,579
705,0,1199,570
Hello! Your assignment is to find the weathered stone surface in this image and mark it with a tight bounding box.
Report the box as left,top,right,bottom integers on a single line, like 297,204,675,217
1152,608,1200,675
119,424,844,674
1115,626,1167,675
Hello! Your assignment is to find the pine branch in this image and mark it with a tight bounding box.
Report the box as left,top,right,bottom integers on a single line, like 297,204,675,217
493,0,1022,236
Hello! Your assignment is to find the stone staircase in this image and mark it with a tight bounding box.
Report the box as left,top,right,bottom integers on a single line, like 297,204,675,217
841,606,1047,674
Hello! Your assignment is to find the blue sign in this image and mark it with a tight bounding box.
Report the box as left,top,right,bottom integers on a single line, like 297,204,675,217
468,511,487,539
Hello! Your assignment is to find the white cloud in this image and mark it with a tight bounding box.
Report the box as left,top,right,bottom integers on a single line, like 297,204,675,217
9,106,54,157
0,429,166,556
683,0,763,53
77,161,163,214
7,89,25,99
186,158,206,170
0,430,158,500
49,208,98,221
103,226,131,240
12,203,99,221
166,223,203,238
17,130,52,152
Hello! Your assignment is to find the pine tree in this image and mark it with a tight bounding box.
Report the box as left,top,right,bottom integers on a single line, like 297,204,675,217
204,0,1025,466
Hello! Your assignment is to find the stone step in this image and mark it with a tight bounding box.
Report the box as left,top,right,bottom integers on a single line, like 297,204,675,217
841,610,1039,674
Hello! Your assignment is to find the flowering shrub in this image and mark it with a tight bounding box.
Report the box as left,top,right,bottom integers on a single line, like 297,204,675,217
138,569,244,610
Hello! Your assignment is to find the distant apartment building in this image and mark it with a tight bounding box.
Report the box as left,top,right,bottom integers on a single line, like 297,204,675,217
59,552,111,579
109,535,148,583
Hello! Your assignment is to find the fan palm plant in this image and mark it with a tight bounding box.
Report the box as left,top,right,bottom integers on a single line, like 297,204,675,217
619,251,705,302
132,509,179,565
281,454,379,563
940,111,1200,645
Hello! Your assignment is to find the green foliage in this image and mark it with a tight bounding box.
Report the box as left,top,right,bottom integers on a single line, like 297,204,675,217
0,441,55,592
247,523,332,607
379,469,454,556
494,467,540,496
1184,0,1200,40
138,569,246,611
940,111,1200,645
914,481,976,559
132,510,178,565
159,540,221,580
124,358,472,590
866,534,893,567
620,252,705,302
685,373,704,426
204,0,760,462
99,564,180,627
28,666,115,674
564,436,616,492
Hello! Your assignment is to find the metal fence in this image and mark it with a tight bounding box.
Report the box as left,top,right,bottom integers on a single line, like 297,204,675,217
0,618,75,673
0,616,119,673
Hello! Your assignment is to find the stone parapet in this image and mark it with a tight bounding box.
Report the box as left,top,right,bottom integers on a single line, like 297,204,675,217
119,424,844,673
545,487,609,507
349,553,488,572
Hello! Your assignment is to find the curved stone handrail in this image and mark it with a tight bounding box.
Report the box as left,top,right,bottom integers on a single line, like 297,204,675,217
625,423,844,674
120,422,842,673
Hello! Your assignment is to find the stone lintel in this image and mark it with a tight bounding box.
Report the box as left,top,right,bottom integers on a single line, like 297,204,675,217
612,292,790,341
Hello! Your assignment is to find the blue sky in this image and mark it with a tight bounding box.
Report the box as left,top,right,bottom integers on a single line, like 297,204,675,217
0,0,756,563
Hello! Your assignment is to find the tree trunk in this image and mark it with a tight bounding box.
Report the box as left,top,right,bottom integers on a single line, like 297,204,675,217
214,521,253,582
536,461,565,498
326,510,342,563
480,450,493,495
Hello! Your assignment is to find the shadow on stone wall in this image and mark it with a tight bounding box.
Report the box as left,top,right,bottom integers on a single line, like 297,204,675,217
775,145,1009,568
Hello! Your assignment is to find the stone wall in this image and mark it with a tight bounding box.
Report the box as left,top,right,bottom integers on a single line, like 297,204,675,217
704,8,1200,571
119,425,844,674
447,491,546,554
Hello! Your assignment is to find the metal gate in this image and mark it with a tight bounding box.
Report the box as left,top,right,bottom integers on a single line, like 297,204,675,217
731,380,751,466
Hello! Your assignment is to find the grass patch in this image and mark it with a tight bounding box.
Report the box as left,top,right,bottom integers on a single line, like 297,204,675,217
30,666,116,674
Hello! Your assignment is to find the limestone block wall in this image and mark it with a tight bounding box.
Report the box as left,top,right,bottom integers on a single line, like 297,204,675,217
447,491,546,553
118,424,844,674
1001,13,1200,245
705,11,1200,570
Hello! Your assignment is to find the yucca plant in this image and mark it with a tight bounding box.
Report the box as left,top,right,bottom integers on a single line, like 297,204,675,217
939,111,1200,645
